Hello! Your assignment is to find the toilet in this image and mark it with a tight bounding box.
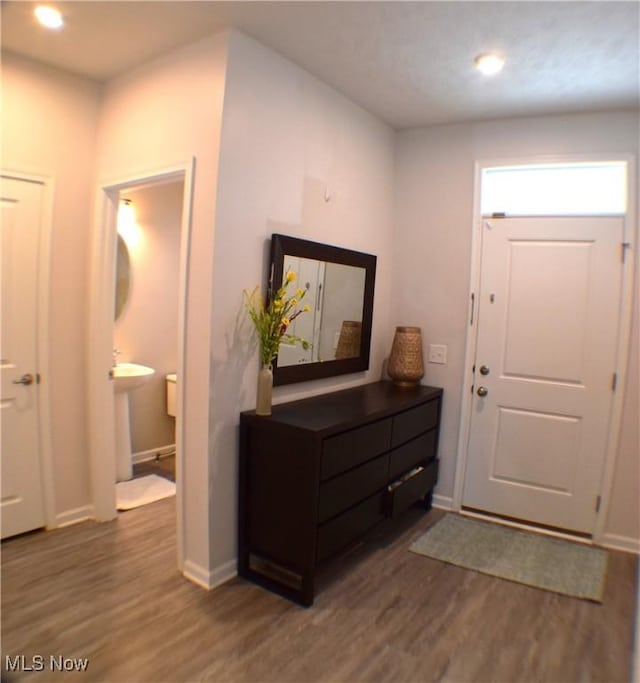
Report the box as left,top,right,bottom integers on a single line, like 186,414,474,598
166,373,177,417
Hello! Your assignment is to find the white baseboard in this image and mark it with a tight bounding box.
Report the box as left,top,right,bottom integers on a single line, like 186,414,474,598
53,505,94,528
432,494,454,510
632,562,640,683
132,443,176,465
600,532,640,555
182,558,237,590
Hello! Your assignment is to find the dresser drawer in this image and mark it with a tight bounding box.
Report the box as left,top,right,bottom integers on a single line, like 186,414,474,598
388,429,437,481
321,418,392,480
385,459,439,519
318,453,389,523
317,491,386,562
391,399,439,448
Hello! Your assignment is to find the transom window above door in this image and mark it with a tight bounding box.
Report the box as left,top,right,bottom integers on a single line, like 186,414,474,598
481,161,627,217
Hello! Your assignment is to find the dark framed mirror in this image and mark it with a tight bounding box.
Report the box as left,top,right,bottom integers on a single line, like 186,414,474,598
270,234,376,386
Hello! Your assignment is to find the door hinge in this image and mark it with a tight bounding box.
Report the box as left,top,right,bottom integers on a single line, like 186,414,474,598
595,495,602,513
621,242,631,263
611,373,617,391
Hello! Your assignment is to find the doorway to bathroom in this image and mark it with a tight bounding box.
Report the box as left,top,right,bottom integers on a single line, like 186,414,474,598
114,179,184,511
88,161,193,570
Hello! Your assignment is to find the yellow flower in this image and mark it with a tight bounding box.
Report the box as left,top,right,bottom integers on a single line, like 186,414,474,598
273,299,284,312
303,304,311,312
296,288,305,299
282,317,290,326
290,298,298,307
286,271,296,283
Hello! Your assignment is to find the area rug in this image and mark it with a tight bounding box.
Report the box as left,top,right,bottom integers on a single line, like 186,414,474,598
410,514,608,601
116,474,176,511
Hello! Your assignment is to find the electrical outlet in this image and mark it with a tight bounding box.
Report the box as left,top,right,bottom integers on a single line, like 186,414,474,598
428,344,447,364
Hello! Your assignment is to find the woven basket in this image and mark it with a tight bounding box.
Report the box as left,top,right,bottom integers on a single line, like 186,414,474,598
387,326,424,387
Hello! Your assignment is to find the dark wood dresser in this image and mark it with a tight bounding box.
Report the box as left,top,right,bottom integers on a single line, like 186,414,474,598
238,380,443,605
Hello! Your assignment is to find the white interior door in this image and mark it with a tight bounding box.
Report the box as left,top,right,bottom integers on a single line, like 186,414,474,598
462,216,623,534
1,175,46,538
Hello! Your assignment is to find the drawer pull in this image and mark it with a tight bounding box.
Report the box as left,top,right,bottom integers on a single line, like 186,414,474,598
385,460,438,519
388,466,424,492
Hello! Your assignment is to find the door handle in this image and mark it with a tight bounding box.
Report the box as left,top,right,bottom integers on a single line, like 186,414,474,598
477,386,488,397
479,365,490,375
12,373,34,386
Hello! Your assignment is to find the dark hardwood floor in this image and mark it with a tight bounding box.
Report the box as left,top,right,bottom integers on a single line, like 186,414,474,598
1,499,636,682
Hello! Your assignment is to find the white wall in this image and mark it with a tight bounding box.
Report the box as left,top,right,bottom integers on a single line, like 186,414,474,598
1,53,102,521
209,30,395,572
394,109,639,544
96,33,228,578
115,181,183,453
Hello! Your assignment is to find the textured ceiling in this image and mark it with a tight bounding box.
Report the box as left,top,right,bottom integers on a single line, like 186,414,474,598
2,1,639,129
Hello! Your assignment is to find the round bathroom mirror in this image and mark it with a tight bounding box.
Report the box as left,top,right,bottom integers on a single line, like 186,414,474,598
115,235,131,321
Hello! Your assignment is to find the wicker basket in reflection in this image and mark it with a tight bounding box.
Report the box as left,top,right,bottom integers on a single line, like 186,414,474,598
335,320,362,359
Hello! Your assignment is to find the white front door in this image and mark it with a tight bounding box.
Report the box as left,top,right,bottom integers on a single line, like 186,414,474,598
1,175,46,538
462,216,623,534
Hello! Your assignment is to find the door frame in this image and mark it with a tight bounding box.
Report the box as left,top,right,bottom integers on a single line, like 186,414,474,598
88,160,194,570
451,154,637,544
1,169,56,530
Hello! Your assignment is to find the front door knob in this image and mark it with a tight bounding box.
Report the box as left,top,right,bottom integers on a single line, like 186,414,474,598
12,373,34,386
477,386,488,397
479,365,490,375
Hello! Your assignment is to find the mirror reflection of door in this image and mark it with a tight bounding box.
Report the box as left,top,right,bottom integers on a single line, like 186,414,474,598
279,255,324,365
278,256,366,366
319,262,366,360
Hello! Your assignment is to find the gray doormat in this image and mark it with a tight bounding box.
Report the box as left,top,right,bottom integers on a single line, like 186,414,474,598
410,514,608,601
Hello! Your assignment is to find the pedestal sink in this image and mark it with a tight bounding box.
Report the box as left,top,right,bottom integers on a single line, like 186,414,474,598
113,363,155,481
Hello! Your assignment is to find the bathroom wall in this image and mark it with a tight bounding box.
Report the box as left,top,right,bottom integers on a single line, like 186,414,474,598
1,52,102,524
394,109,640,547
114,181,183,454
208,30,396,575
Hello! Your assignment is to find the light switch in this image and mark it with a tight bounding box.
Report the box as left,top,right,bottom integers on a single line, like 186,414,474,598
428,344,447,364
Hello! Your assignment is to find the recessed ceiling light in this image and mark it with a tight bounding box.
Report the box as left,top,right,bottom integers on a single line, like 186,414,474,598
34,5,64,30
475,53,505,76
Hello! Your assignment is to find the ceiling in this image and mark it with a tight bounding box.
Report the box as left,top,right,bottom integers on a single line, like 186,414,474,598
2,1,639,129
